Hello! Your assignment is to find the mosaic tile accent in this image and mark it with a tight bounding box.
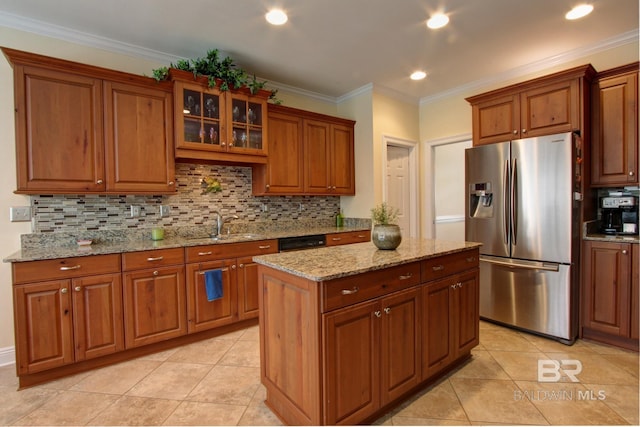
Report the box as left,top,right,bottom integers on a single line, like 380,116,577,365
31,163,341,233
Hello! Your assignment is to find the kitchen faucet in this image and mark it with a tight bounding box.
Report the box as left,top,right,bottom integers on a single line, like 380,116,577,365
211,211,239,237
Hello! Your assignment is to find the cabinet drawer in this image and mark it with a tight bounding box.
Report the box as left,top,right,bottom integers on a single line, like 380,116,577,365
122,248,184,271
13,254,121,284
326,230,371,246
322,262,421,312
421,249,479,282
185,240,278,262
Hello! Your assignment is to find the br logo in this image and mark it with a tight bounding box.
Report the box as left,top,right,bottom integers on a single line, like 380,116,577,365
537,359,582,382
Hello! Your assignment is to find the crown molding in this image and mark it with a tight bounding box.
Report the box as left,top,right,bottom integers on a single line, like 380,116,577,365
419,29,640,106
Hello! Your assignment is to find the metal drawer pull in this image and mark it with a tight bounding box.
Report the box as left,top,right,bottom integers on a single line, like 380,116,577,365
258,245,271,249
466,257,476,262
341,287,359,295
198,251,213,256
399,273,413,280
357,235,367,238
384,307,391,315
147,256,164,262
74,286,81,292
432,265,445,271
153,270,159,276
61,288,68,294
59,265,81,271
374,310,381,318
332,237,341,241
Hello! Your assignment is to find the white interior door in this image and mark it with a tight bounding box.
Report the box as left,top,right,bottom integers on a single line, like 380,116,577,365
434,139,472,240
386,145,411,235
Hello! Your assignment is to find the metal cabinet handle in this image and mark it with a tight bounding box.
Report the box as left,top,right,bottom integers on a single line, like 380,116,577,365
96,179,103,184
198,251,213,256
383,307,391,315
231,265,236,270
74,286,81,292
168,181,174,185
266,184,270,189
522,129,527,133
153,270,159,276
374,310,382,318
466,257,476,263
622,250,628,255
358,235,367,238
630,171,635,176
147,256,164,262
332,237,341,241
432,265,444,271
60,265,81,271
61,288,68,294
221,142,226,147
399,273,413,280
239,263,244,268
341,287,359,295
258,245,271,249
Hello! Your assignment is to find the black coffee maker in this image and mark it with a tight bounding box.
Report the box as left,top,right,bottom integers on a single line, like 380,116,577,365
600,196,638,235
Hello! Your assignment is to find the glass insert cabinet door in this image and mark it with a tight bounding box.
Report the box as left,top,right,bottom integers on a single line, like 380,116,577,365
181,87,223,147
229,96,263,150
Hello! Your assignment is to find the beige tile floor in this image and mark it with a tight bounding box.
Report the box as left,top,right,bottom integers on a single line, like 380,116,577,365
0,321,638,426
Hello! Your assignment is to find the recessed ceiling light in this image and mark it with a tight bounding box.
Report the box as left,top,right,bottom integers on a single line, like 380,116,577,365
565,4,593,20
427,13,449,29
266,9,288,25
410,71,427,81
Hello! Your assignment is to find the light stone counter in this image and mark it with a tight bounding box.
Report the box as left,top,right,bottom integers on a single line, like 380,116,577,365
253,238,482,281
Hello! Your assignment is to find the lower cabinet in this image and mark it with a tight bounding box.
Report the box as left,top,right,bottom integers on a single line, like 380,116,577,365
323,287,421,425
326,230,371,246
122,248,186,348
422,270,479,379
12,254,122,375
581,240,639,350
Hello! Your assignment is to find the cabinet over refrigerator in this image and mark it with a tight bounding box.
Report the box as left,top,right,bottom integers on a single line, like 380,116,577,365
465,132,580,344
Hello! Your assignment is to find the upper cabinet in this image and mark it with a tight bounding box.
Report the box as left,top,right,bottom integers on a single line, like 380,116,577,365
466,65,595,146
171,69,270,164
3,48,176,195
253,104,356,196
591,62,639,187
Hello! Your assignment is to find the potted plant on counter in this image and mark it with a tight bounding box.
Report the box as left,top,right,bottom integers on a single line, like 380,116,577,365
371,202,402,250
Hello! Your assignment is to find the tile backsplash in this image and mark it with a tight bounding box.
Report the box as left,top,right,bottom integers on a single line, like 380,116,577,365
31,163,341,233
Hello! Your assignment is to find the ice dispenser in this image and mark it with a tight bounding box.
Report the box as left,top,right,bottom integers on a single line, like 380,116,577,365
469,182,493,218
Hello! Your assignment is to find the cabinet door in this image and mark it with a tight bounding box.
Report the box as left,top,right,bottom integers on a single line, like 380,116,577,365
261,110,304,193
304,119,331,193
237,256,260,320
330,123,355,195
630,244,639,340
471,93,520,145
324,300,380,425
421,278,454,380
582,241,631,337
185,259,237,333
13,65,105,193
123,266,186,348
72,273,124,361
380,287,421,405
520,78,579,138
452,270,480,356
14,280,74,374
228,93,267,154
591,72,638,186
104,81,175,193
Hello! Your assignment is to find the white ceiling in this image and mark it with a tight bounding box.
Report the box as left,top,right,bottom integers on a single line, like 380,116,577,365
0,0,638,103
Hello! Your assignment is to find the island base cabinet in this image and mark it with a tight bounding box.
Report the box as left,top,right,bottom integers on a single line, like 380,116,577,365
422,270,479,380
123,266,186,348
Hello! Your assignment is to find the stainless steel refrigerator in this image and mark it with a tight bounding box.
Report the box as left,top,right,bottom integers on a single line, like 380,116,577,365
465,132,580,344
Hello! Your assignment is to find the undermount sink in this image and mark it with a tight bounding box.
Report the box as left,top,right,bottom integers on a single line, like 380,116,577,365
187,233,263,242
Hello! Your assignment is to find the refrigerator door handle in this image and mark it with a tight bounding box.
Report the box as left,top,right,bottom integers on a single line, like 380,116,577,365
480,255,560,272
503,159,509,245
510,157,518,246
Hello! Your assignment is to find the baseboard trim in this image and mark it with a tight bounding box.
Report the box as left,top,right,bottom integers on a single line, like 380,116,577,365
0,346,16,367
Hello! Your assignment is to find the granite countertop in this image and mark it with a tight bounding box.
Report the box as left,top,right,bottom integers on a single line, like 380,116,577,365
583,233,639,243
253,238,482,281
4,225,370,263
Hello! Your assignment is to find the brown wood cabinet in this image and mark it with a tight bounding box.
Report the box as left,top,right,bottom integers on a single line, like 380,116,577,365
171,70,270,164
185,240,278,332
253,104,356,196
581,240,639,351
466,65,595,146
12,254,122,375
591,63,639,186
122,248,186,348
326,230,371,246
3,48,176,195
259,247,479,425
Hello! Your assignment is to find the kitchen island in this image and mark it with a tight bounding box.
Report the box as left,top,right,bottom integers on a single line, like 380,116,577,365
253,238,481,425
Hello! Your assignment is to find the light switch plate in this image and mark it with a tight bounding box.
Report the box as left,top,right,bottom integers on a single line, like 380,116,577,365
10,206,31,222
159,205,170,217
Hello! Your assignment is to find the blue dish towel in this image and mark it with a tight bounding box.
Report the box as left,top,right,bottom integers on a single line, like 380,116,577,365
204,269,223,301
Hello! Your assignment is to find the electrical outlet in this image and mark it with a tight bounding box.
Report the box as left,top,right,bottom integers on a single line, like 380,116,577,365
10,206,31,222
261,203,268,212
159,205,170,217
130,205,141,218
